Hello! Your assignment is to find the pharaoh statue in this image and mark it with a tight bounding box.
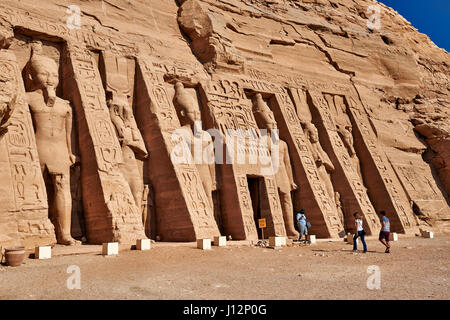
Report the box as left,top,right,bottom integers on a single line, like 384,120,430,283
253,93,299,238
173,81,217,207
102,52,148,224
303,122,336,203
337,123,362,179
24,41,79,245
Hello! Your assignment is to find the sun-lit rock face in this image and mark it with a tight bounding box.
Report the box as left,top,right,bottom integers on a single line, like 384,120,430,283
0,0,448,248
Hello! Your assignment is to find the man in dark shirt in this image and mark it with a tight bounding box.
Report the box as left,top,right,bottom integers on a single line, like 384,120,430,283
378,211,391,253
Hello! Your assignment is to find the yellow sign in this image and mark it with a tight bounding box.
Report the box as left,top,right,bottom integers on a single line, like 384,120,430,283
258,218,266,228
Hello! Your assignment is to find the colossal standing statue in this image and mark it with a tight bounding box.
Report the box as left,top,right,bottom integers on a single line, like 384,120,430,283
174,81,217,207
102,53,148,224
303,122,336,203
337,124,362,179
253,93,299,238
25,42,79,245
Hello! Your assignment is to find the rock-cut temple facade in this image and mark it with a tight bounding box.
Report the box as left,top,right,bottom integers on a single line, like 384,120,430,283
0,0,449,248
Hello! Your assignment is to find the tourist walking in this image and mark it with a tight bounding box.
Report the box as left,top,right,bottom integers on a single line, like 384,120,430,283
353,212,367,253
378,211,391,253
296,209,308,242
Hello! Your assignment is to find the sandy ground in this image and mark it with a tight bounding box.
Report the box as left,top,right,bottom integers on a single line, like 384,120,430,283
0,236,449,300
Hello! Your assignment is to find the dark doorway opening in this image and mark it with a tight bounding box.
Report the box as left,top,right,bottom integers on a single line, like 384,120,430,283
247,176,263,239
212,190,225,235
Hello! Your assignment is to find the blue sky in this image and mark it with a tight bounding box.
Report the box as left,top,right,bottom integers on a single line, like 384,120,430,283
379,0,449,51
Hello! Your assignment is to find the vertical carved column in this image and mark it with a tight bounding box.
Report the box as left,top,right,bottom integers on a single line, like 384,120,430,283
0,50,55,247
307,89,380,235
271,89,343,238
261,176,286,237
232,174,259,240
63,43,146,244
134,56,219,241
346,96,416,233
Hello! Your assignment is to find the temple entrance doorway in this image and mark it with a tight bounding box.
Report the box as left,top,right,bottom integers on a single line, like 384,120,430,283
247,176,264,239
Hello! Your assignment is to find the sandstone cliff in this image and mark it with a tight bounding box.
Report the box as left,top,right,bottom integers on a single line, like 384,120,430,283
0,0,448,247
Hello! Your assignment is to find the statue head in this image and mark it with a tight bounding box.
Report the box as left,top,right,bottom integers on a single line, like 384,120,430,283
26,42,59,107
253,93,277,130
175,81,201,127
304,122,319,143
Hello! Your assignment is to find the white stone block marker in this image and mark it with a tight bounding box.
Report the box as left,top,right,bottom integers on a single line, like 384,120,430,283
213,236,226,247
102,242,119,256
422,230,434,239
136,239,151,251
390,232,398,241
307,235,317,244
35,246,51,259
197,238,211,250
269,236,285,247
346,233,353,243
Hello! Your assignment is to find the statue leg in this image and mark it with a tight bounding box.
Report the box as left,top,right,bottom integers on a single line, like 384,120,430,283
121,158,144,210
279,189,299,238
51,172,80,245
129,174,143,212
319,166,335,204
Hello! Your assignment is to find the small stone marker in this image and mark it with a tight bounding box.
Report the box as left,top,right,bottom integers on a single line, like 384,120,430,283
307,235,317,244
35,246,51,259
269,236,285,247
136,239,151,251
197,238,211,250
102,242,119,256
213,236,226,247
422,230,434,239
390,232,398,241
346,233,353,243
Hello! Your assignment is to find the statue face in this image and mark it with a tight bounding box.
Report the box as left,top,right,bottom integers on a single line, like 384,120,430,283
307,124,319,142
31,59,59,89
184,109,201,125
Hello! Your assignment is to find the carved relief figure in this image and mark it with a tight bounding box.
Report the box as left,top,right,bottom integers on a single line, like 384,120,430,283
303,122,336,203
335,191,345,226
0,58,17,136
173,81,217,207
337,123,362,179
102,52,148,223
253,93,298,238
24,42,79,245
